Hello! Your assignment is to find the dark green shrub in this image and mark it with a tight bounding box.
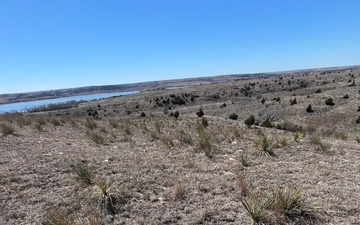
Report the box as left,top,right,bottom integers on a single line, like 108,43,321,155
315,89,321,93
306,104,313,113
356,116,360,124
343,94,349,99
325,98,335,106
290,98,297,105
357,106,360,112
196,108,204,117
244,115,255,128
173,111,179,119
261,119,272,128
229,113,239,120
140,112,146,117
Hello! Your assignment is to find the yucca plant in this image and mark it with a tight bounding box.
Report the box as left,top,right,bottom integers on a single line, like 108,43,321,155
240,154,250,167
254,135,273,156
93,179,118,214
241,192,271,224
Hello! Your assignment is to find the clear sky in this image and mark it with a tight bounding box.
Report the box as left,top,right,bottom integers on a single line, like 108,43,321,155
0,1,359,94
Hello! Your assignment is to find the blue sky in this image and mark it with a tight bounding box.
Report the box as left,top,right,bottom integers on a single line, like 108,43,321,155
0,1,359,94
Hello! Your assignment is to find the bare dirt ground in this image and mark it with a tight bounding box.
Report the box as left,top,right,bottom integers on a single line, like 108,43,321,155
1,68,360,225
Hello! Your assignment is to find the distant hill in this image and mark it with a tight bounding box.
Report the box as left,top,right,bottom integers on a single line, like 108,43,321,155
0,65,359,105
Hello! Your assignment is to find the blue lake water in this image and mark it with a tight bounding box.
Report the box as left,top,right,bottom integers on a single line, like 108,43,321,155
0,91,138,113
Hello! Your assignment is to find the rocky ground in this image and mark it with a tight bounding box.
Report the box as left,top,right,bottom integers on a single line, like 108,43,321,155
1,68,360,224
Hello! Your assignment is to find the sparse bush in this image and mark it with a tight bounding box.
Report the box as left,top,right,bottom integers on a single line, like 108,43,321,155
244,115,255,128
356,137,360,143
280,138,288,146
72,164,95,185
1,124,15,136
229,113,239,120
237,170,249,196
325,98,335,106
173,183,186,200
161,136,174,148
140,112,146,117
50,118,61,127
357,106,360,112
343,94,349,99
109,120,119,128
201,116,209,127
294,132,305,142
335,131,348,140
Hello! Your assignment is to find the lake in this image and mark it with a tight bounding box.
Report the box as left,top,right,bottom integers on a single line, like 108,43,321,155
0,91,138,113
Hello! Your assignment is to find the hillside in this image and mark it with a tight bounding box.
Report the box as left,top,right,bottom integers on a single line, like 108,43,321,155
0,66,360,224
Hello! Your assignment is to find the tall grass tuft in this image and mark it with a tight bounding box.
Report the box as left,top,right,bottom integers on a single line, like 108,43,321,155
1,123,15,136
72,164,95,185
254,135,274,156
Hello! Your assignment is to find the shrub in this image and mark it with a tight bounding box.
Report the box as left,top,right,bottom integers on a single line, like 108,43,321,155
244,115,255,128
306,104,314,113
343,94,349,99
196,108,204,117
140,112,146,117
357,106,360,112
290,98,297,105
229,113,239,120
1,124,15,136
325,98,335,106
356,116,360,124
261,119,272,128
315,89,321,93
173,111,179,119
72,164,95,185
237,170,249,197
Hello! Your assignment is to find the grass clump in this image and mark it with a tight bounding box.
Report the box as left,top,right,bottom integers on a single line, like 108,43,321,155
87,131,105,145
196,126,213,158
177,129,193,145
268,186,318,224
240,154,250,167
1,123,15,136
254,135,274,156
84,117,97,131
41,209,74,225
72,164,95,185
